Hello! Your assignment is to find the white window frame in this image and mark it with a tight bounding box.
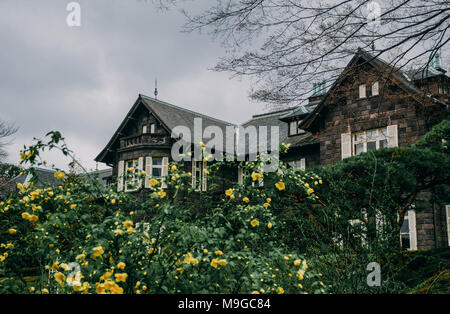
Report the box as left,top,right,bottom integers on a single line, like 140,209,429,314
150,123,156,134
289,158,306,171
289,121,299,136
446,205,450,246
352,127,389,156
192,160,207,191
143,125,148,134
372,81,379,96
400,209,417,251
124,159,140,192
359,84,366,98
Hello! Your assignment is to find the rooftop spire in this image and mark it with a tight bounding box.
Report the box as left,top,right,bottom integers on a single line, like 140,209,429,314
154,78,158,99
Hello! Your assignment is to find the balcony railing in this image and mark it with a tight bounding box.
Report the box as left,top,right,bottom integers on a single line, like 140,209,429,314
120,133,166,149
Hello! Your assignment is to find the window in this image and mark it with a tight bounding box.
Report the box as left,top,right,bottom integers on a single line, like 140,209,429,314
289,121,299,136
192,161,207,191
359,84,366,98
125,159,139,191
372,81,379,96
353,127,388,156
143,125,148,134
446,205,450,246
151,157,163,178
144,156,168,189
150,123,156,134
400,209,417,250
288,158,305,171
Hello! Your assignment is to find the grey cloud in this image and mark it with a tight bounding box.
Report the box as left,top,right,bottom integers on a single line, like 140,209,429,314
0,0,264,171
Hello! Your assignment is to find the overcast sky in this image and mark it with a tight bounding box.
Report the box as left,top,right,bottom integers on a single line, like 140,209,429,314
0,0,264,171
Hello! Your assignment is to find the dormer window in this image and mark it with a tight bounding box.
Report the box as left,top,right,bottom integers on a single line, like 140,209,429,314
143,125,148,134
150,123,156,134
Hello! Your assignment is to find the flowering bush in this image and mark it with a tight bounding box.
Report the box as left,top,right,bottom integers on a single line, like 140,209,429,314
0,132,326,294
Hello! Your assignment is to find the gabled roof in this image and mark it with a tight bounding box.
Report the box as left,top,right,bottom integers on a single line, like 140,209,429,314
95,94,236,164
300,49,447,131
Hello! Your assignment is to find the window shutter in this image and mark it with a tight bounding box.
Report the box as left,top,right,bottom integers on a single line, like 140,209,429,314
202,161,207,191
145,157,152,188
161,157,169,188
117,160,124,192
359,84,366,98
387,125,398,147
372,81,379,96
300,158,306,171
259,175,264,187
137,157,144,188
191,161,197,189
341,133,352,159
408,210,417,250
237,167,244,185
446,205,450,246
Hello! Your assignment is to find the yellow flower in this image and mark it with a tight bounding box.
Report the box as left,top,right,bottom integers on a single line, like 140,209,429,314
251,219,259,227
117,262,126,270
183,252,199,265
319,179,323,184
111,199,116,205
252,291,260,294
21,212,31,220
307,188,314,195
251,172,263,181
210,258,219,268
294,259,301,266
41,288,49,294
304,183,310,188
123,220,133,228
276,287,285,294
266,198,271,203
92,246,104,258
70,204,77,209
297,269,305,280
225,188,233,196
149,178,158,187
171,165,177,171
275,181,285,191
218,259,227,266
54,272,66,287
263,202,270,208
230,194,235,200
8,229,16,235
267,222,273,229
51,261,59,271
54,171,65,180
215,250,223,256
115,273,128,282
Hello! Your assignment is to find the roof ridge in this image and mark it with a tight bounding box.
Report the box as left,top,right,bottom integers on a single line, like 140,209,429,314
140,94,237,126
251,107,296,119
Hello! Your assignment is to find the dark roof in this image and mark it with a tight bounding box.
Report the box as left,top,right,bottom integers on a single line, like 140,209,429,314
300,49,448,131
280,103,317,121
12,167,62,187
95,95,236,163
405,66,447,81
240,107,316,153
241,108,294,151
